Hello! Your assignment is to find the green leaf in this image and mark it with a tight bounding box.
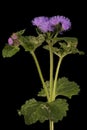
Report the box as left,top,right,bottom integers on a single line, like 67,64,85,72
38,77,80,99
20,34,45,52
48,99,68,122
56,77,80,99
18,98,68,125
38,88,46,97
43,37,84,57
18,99,48,125
2,44,20,58
20,36,34,51
57,37,78,45
57,37,84,55
43,45,60,56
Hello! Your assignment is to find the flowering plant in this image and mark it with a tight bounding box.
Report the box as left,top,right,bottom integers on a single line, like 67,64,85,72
2,16,84,130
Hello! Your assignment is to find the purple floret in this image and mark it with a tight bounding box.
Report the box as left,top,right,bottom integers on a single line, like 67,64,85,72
38,21,54,33
32,16,49,26
32,16,53,32
8,37,13,45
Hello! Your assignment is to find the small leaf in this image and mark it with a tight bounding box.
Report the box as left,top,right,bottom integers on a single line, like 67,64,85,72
43,45,49,51
56,37,84,56
57,37,78,46
38,81,50,97
38,88,46,97
20,36,34,51
20,34,45,52
16,29,25,36
2,44,20,58
18,98,69,125
56,77,80,99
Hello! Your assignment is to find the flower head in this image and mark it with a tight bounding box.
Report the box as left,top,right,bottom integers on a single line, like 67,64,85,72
8,37,13,45
50,16,71,31
38,20,54,33
32,16,53,33
32,16,71,33
32,16,48,26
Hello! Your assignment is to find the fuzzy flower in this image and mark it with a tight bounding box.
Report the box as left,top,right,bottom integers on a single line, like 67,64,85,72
32,16,53,32
32,16,49,26
38,21,54,33
50,16,71,31
32,16,71,33
8,37,13,45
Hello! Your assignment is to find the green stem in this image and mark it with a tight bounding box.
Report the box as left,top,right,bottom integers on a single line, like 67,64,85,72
54,32,58,38
48,44,54,130
49,120,54,130
31,51,49,101
52,57,63,100
49,45,54,102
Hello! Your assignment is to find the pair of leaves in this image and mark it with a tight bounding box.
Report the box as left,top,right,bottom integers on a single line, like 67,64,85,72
38,77,80,99
44,37,84,57
18,98,68,125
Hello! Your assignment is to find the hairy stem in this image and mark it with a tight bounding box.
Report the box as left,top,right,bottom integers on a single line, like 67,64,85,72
31,51,49,101
52,57,63,100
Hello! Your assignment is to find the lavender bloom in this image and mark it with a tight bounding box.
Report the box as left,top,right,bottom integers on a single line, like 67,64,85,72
8,37,13,45
32,16,71,33
50,16,71,31
11,33,18,40
38,21,54,33
32,16,49,26
32,16,54,33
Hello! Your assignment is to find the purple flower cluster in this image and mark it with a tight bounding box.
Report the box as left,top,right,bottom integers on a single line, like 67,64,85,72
32,16,71,33
8,33,18,45
32,16,53,33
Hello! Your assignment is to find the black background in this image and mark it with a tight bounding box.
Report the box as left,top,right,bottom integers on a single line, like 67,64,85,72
0,1,87,130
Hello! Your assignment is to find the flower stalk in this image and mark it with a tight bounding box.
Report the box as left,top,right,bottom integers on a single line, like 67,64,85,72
31,51,50,101
49,44,54,102
52,57,63,100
